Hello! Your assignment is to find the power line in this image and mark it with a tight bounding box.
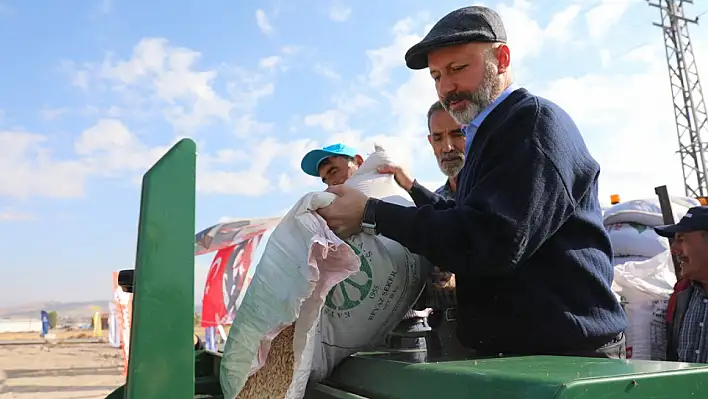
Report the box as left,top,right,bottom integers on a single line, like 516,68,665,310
648,0,708,197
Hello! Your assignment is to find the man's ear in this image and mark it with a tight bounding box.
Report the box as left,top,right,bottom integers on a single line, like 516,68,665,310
427,135,433,146
495,44,511,74
354,154,364,166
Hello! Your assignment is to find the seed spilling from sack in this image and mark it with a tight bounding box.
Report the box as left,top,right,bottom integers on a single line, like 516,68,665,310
237,324,295,399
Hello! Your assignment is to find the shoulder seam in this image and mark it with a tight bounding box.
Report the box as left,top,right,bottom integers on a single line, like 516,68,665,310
529,96,578,209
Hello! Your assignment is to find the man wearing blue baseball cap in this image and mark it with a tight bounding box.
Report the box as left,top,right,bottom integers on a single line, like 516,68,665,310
300,143,364,187
655,206,708,364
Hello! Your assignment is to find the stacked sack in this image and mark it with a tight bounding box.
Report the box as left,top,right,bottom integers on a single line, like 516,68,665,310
604,196,699,360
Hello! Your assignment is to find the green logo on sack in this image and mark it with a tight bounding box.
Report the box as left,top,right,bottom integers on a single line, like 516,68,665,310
324,244,373,311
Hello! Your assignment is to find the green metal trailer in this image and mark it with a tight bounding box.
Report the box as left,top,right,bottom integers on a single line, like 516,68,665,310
106,139,708,399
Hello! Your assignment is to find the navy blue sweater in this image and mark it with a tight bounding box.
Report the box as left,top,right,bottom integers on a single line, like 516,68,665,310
372,88,627,355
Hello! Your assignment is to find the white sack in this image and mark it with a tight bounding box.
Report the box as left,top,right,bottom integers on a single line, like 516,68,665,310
625,299,668,361
613,252,676,302
614,253,674,361
606,222,669,258
603,196,700,226
611,256,651,296
220,145,431,399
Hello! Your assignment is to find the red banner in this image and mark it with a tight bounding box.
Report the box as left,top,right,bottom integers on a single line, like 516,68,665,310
201,246,236,327
200,232,267,327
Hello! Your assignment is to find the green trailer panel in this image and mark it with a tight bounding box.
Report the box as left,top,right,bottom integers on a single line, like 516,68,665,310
125,138,198,399
321,351,708,399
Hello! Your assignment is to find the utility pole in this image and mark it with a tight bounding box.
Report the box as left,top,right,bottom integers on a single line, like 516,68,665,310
649,0,708,197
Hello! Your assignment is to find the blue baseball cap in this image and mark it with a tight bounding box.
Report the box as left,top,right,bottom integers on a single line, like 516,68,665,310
300,143,359,177
655,206,708,238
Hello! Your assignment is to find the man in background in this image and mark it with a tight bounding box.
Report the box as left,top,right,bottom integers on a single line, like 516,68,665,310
300,143,364,186
656,206,708,363
424,101,468,358
380,101,469,358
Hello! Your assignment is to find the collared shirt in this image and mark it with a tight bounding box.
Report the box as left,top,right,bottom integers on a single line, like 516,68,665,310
435,179,455,200
463,84,520,156
421,180,458,310
678,282,708,363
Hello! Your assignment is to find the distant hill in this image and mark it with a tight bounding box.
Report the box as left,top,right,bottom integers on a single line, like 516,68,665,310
0,300,111,319
0,300,203,319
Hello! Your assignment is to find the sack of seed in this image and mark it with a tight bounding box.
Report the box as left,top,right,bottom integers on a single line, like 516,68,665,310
220,145,431,399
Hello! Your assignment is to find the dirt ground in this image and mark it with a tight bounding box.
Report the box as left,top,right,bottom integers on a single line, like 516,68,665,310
0,343,124,399
0,330,100,342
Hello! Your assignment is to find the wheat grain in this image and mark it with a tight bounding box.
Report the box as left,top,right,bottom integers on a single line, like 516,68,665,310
237,324,295,399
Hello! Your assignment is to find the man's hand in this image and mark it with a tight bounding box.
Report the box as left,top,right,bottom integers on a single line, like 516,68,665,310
377,164,415,192
317,185,369,238
413,308,434,318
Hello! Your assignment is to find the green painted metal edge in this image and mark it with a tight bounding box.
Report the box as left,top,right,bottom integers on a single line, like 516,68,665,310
125,138,197,399
105,385,125,398
553,368,708,398
305,383,370,399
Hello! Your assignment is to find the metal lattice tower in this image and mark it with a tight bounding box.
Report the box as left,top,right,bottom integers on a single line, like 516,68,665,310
649,0,708,197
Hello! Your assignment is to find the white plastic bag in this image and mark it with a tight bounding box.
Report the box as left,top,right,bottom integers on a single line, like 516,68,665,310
606,222,669,258
613,252,676,302
220,145,431,399
613,253,675,361
603,197,700,226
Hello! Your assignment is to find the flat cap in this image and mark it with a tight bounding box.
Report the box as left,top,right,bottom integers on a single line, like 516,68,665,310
405,6,507,70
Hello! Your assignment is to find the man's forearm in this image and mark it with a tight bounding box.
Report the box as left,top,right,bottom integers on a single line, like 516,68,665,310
408,180,455,210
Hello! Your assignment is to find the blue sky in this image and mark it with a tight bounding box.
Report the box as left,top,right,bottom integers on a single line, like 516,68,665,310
1,0,707,306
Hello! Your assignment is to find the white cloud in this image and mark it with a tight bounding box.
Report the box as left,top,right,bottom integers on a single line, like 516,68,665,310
64,37,284,137
259,55,282,69
304,109,349,132
538,40,708,201
0,131,88,199
66,38,235,133
281,46,301,55
39,107,70,120
196,136,320,196
496,0,545,63
544,5,581,41
0,208,36,222
314,63,341,80
234,114,273,137
329,1,352,22
585,0,638,39
365,17,424,87
255,9,274,36
74,119,169,174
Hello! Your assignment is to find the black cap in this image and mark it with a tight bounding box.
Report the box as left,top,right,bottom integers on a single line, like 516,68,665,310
404,6,507,70
654,206,708,238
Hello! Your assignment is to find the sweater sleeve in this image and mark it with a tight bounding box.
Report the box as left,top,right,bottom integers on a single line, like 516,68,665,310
408,180,456,210
374,139,576,277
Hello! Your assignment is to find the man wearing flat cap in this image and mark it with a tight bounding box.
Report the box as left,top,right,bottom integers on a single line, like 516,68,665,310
318,6,627,358
656,206,708,363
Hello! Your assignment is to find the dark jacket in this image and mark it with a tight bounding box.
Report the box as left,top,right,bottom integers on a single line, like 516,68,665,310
373,88,627,355
666,278,693,361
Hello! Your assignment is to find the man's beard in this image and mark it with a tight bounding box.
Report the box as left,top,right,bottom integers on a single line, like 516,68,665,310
442,59,502,125
438,151,465,178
